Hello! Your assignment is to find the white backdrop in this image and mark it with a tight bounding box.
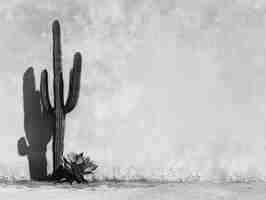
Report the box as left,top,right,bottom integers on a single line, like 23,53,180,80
1,0,266,181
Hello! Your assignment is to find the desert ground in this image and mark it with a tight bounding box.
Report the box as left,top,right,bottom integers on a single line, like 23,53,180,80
1,181,266,200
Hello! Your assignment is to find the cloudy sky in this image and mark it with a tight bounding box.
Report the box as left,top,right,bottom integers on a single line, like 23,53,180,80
1,0,266,180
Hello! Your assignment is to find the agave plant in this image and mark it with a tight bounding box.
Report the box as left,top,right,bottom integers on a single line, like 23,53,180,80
52,152,98,184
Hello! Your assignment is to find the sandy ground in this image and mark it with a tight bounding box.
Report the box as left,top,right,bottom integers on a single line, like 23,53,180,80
0,181,266,200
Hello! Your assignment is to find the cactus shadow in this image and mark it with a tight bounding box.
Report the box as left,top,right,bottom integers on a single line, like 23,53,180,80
17,67,53,181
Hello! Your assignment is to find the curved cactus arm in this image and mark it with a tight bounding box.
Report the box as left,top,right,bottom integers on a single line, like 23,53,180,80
64,52,82,114
40,69,53,113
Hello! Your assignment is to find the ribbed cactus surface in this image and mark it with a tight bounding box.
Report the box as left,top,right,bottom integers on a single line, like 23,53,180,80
40,20,82,173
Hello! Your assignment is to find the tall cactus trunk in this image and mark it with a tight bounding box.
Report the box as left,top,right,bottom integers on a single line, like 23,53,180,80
52,20,65,171
40,20,82,174
53,110,65,171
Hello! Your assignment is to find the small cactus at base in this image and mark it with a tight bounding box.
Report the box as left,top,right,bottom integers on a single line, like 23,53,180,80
51,152,98,184
40,20,82,174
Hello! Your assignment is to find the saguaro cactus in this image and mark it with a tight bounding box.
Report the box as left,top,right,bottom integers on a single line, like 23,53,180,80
40,20,82,173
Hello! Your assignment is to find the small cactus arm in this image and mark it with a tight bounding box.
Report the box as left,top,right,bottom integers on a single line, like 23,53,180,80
40,20,82,173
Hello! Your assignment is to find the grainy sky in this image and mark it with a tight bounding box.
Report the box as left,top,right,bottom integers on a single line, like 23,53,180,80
1,0,266,180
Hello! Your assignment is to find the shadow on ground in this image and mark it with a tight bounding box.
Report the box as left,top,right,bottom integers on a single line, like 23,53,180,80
17,67,53,181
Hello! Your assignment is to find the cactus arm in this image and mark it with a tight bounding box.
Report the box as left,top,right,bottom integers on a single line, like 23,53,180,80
64,52,82,114
40,69,53,112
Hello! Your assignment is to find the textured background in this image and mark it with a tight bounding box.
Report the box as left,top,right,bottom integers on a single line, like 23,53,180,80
1,0,266,181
